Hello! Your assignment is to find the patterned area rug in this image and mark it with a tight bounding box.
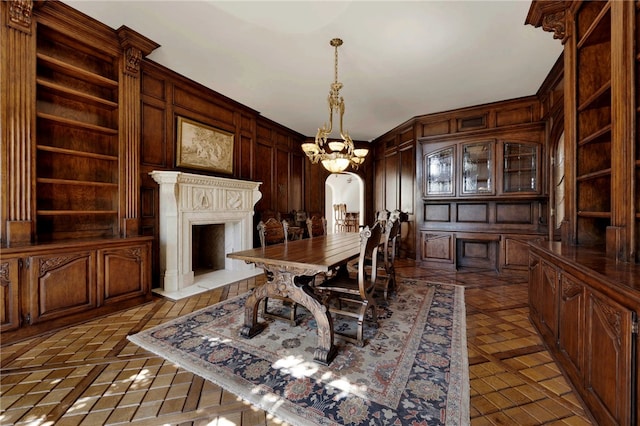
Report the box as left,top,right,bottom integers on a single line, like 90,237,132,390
128,280,469,425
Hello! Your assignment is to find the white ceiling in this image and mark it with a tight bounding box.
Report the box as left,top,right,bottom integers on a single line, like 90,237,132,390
65,1,563,142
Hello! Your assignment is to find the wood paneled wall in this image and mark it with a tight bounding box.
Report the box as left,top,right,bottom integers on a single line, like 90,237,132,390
372,126,417,259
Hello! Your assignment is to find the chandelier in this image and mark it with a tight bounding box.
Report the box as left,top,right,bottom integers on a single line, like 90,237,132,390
301,38,368,173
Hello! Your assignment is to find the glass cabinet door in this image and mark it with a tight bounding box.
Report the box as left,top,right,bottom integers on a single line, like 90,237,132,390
425,146,454,196
462,142,493,194
503,142,538,193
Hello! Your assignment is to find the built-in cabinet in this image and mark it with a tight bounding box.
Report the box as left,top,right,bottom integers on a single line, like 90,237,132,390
423,139,541,198
529,0,638,262
1,1,157,343
1,237,152,344
529,242,638,426
415,98,547,271
373,97,546,268
527,1,640,424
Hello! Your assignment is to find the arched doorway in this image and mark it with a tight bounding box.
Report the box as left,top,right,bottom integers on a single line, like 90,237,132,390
324,172,365,233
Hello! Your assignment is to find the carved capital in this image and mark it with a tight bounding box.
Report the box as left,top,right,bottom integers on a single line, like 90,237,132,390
542,11,567,42
8,0,33,32
124,46,142,77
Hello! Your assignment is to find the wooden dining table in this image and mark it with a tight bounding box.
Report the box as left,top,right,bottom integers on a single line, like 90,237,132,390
226,232,362,365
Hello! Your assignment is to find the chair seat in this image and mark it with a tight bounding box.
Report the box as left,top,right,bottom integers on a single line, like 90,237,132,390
316,275,360,295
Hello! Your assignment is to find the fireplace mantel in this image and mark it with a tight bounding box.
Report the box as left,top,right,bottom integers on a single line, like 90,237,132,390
150,171,262,297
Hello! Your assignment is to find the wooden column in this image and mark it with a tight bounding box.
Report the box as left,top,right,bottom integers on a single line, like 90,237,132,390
117,26,159,237
0,0,36,245
608,0,635,261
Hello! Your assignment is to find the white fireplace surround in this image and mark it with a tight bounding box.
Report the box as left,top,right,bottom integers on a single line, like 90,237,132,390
150,171,262,300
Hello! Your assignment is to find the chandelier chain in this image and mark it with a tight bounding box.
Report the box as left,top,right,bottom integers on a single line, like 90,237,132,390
334,40,339,85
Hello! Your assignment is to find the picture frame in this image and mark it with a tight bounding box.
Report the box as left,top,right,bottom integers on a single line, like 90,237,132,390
176,116,234,174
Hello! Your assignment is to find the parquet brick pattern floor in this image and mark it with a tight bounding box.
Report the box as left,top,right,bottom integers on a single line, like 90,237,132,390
0,260,593,425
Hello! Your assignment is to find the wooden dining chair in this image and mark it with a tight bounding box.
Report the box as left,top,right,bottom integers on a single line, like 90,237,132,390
333,204,347,233
375,209,390,228
257,218,298,324
257,217,288,247
315,222,383,346
375,214,401,300
306,215,327,238
344,211,359,232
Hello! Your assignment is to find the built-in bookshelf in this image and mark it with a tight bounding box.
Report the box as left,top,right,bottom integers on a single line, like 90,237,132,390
574,1,612,247
35,25,120,241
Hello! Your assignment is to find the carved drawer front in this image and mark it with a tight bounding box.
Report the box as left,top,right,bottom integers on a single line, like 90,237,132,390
0,258,20,332
585,291,634,426
26,251,96,324
99,243,150,305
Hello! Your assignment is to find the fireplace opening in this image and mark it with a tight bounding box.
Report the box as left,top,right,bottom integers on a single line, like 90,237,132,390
192,224,225,275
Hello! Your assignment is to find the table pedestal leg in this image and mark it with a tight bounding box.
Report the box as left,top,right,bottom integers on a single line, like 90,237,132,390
239,269,337,365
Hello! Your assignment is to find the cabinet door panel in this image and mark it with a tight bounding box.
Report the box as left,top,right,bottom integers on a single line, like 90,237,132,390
558,275,585,383
420,232,453,263
461,141,494,194
27,251,96,324
424,146,455,197
502,142,539,193
586,292,633,426
99,244,149,305
539,260,559,340
528,254,542,318
0,258,20,332
502,236,533,270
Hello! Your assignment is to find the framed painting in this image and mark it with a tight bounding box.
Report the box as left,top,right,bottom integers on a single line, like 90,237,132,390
176,116,234,174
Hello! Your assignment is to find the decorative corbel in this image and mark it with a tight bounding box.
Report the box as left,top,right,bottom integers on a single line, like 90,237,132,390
525,1,569,44
542,11,567,42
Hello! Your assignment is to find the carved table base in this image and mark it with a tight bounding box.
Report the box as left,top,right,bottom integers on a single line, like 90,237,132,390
239,263,337,365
